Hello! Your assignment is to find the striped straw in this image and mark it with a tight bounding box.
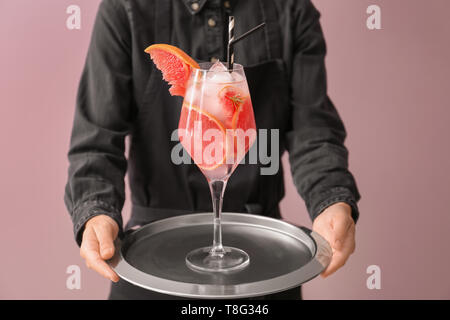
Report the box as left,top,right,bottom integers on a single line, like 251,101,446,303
227,19,266,72
227,16,235,72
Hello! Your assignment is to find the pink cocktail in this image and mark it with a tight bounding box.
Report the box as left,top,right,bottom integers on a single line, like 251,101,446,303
179,62,256,272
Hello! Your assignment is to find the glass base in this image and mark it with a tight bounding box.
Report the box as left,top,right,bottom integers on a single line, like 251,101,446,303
186,246,250,273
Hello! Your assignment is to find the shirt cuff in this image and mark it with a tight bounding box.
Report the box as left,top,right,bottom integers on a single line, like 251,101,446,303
308,187,360,224
71,200,124,247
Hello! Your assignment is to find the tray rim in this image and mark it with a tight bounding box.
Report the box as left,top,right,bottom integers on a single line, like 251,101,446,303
108,212,332,299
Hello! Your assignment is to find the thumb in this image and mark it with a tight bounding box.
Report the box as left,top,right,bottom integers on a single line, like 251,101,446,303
94,224,116,260
332,216,351,251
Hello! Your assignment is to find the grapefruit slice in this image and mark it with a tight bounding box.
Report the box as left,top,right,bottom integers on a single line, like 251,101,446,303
231,97,255,131
218,85,247,126
218,86,247,110
178,103,228,170
144,44,200,97
232,97,257,158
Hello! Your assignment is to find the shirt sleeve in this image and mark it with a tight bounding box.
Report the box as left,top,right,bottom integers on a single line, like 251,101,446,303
286,0,361,223
64,0,134,246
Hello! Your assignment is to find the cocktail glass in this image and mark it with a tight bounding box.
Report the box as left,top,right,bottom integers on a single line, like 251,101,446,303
179,62,256,272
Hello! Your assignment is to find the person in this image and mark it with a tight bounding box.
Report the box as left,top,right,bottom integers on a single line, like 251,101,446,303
65,0,360,300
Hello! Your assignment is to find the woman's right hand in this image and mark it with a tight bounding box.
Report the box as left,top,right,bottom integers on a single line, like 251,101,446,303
80,214,120,282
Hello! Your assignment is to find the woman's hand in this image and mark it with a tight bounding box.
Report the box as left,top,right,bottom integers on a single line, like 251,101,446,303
312,202,356,277
80,214,120,282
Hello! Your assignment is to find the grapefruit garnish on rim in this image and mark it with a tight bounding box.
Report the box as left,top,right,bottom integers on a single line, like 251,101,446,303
144,44,200,96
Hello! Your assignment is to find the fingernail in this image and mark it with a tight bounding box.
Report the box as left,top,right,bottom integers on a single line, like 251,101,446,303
102,248,113,258
103,247,113,254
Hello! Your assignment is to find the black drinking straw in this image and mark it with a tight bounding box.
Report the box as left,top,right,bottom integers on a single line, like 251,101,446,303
227,18,266,72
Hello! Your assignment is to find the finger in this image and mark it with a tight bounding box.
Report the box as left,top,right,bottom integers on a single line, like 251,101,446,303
81,228,119,282
332,215,352,250
80,226,98,259
321,250,347,278
94,224,116,260
84,249,120,282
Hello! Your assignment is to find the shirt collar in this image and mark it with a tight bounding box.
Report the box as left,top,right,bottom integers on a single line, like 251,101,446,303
182,0,208,15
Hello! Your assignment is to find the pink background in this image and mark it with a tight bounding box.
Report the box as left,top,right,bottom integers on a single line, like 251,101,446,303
1,0,449,299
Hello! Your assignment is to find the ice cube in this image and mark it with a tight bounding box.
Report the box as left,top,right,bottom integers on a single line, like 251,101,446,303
230,71,244,82
207,61,234,83
208,61,228,72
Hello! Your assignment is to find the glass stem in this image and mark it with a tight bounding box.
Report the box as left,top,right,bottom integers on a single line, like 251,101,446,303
208,179,227,257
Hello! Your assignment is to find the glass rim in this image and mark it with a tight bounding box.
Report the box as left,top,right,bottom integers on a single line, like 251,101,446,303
194,62,244,73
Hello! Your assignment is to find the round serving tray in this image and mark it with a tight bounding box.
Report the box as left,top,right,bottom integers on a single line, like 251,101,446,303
108,212,332,299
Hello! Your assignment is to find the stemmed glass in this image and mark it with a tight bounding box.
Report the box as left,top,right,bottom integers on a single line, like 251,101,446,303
178,62,256,272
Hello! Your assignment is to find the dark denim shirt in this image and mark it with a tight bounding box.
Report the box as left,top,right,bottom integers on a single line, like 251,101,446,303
65,0,361,245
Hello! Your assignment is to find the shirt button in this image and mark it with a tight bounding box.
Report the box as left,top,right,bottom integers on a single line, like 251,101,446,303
191,2,199,11
210,57,219,63
224,1,231,9
208,18,217,28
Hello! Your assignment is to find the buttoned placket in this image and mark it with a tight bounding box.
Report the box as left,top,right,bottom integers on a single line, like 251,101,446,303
203,0,225,63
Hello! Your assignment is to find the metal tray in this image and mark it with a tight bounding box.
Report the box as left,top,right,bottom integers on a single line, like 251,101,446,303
108,212,332,299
